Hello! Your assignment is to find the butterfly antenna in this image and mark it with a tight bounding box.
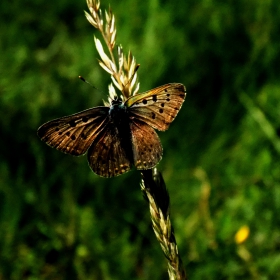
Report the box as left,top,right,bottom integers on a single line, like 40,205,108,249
79,76,98,90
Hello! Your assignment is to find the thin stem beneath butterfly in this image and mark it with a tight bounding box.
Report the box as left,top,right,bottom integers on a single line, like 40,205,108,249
141,168,187,280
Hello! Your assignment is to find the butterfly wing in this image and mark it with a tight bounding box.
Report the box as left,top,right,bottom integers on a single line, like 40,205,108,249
130,118,163,170
37,107,109,155
87,122,133,177
126,83,186,131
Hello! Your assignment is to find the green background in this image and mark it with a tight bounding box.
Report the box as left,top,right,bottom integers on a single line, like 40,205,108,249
1,0,280,279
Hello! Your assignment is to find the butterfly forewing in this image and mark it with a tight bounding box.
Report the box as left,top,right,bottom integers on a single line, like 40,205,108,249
130,119,163,170
37,107,109,155
87,122,133,177
126,83,186,131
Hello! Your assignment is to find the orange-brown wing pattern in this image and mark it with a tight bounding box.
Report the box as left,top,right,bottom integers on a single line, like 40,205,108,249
37,107,109,156
130,118,163,170
126,83,186,131
87,122,133,177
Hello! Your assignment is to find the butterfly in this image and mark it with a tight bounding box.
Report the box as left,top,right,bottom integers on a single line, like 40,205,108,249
37,83,186,177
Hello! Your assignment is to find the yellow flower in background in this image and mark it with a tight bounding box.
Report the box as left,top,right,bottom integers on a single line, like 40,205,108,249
235,225,250,244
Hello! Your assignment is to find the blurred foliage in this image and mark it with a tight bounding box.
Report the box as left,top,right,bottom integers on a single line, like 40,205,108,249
1,0,280,279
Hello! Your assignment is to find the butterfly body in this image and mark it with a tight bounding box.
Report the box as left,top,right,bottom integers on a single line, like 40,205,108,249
38,83,186,177
108,98,135,171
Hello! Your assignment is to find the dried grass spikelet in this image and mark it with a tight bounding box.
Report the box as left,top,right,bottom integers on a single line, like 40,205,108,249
141,169,187,280
85,0,139,101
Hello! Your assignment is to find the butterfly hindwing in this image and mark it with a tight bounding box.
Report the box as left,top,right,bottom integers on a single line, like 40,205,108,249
87,122,133,177
130,118,163,170
126,83,186,131
37,107,109,155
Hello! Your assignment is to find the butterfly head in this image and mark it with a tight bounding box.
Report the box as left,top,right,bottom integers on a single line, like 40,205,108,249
109,97,127,122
